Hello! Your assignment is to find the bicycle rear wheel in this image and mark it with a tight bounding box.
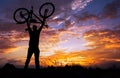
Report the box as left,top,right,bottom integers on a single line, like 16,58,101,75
13,8,30,24
39,2,55,18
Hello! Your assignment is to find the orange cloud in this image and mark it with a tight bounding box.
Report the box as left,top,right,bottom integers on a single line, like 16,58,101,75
38,28,120,67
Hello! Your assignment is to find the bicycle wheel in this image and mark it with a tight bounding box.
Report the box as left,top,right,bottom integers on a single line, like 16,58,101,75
13,8,30,24
39,2,55,18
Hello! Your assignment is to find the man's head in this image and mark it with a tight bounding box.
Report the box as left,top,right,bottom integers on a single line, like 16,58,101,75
33,25,37,31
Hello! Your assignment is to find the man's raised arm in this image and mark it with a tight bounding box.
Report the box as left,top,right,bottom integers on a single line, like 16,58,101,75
26,20,32,32
38,24,44,32
38,21,46,32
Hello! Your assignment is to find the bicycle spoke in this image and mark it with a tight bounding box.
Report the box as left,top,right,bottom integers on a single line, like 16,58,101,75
13,8,30,24
39,2,55,18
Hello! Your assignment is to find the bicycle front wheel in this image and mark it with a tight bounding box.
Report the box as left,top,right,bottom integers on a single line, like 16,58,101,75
13,8,30,24
39,2,55,18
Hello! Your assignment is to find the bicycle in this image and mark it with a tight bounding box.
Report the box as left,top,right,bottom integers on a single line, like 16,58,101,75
13,2,55,27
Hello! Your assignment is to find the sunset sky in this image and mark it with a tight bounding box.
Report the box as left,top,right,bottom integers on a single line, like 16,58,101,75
0,0,120,68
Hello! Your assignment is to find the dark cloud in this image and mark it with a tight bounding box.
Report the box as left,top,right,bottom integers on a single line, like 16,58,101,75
74,11,99,21
0,39,13,49
0,58,23,67
0,27,28,53
0,58,7,67
42,28,58,36
7,59,22,64
101,0,120,19
0,37,16,53
0,22,26,32
72,0,120,22
95,60,120,68
114,25,120,30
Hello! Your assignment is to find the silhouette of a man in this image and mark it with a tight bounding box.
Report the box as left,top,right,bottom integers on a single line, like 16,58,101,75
24,20,44,70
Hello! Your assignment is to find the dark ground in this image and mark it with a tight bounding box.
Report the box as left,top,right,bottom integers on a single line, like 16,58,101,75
0,63,120,78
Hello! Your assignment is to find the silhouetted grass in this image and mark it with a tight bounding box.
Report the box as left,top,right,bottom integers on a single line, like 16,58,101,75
0,63,120,78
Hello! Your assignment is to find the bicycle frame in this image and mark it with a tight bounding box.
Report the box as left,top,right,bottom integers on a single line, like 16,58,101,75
27,6,44,24
20,6,48,26
14,2,55,26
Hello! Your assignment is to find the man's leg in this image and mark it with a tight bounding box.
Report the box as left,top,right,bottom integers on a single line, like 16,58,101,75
34,48,40,70
24,48,33,70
